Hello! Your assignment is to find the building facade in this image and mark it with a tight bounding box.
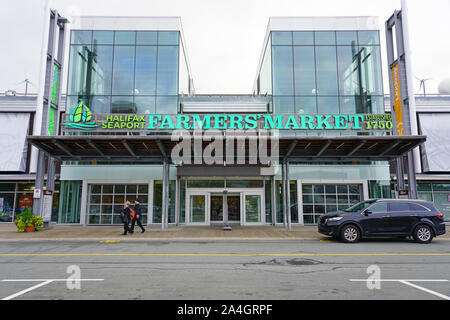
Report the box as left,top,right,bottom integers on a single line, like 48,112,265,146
2,14,449,227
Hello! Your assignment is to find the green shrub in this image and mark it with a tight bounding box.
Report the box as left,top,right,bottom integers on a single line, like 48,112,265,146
15,211,43,232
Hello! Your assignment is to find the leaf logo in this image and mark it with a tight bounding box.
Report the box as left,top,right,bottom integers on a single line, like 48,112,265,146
62,101,100,130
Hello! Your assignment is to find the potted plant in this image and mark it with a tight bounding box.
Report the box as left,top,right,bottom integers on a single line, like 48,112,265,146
15,210,43,232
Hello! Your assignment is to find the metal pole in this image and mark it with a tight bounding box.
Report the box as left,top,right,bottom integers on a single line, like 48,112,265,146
161,161,167,231
165,161,170,229
223,191,231,231
271,175,276,226
281,161,287,229
286,161,291,231
175,175,180,226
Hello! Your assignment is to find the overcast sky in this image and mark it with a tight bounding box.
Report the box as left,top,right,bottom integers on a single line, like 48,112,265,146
1,0,449,95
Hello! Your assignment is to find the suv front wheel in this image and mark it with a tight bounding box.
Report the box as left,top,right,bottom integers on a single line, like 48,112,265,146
340,225,361,243
413,225,434,244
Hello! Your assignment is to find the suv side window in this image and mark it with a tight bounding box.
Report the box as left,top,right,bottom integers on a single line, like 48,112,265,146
368,202,388,213
389,202,410,212
408,203,427,212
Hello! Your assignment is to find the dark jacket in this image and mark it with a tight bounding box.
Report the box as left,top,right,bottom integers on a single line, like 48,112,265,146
134,203,142,219
122,206,131,222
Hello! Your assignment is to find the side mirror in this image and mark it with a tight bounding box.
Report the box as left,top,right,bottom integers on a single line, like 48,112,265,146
364,210,372,216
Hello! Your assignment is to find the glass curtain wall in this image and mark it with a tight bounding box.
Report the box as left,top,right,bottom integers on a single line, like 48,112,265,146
67,30,180,118
265,30,383,133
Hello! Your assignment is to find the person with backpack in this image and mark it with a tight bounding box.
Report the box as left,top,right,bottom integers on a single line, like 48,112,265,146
129,198,146,234
120,201,132,235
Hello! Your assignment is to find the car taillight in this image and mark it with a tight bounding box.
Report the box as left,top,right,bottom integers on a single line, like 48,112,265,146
437,212,444,219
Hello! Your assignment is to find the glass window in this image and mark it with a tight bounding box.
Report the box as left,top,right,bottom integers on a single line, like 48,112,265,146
67,45,91,95
0,183,15,192
135,46,157,95
71,30,92,45
417,183,432,192
0,193,15,222
293,46,316,95
92,31,114,45
90,45,113,95
134,96,156,114
111,96,136,113
317,96,339,114
302,184,313,193
314,31,335,45
293,32,314,45
272,31,292,45
158,31,179,45
156,96,178,114
337,46,361,96
336,31,358,46
369,202,388,213
359,46,383,95
358,31,380,45
157,46,178,95
409,203,427,212
362,95,384,114
315,46,338,95
389,202,410,212
295,96,317,114
137,31,157,45
340,96,360,114
273,96,295,114
90,96,111,114
226,180,263,188
112,46,135,95
432,183,450,192
114,31,136,45
186,180,225,188
272,46,294,95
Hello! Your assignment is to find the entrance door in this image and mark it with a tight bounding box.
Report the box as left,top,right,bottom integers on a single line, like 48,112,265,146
210,194,224,223
187,192,208,225
210,193,241,224
243,192,264,225
226,194,241,223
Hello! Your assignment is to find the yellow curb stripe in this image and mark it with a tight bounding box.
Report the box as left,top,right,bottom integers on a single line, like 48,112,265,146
0,253,449,257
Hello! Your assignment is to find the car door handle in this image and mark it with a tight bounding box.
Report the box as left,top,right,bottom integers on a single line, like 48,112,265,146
382,215,390,218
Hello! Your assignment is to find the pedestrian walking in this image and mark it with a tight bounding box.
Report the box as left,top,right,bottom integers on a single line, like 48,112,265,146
129,198,146,234
120,201,132,235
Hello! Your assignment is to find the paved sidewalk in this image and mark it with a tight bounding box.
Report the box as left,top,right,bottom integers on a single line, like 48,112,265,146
0,224,325,241
0,224,448,242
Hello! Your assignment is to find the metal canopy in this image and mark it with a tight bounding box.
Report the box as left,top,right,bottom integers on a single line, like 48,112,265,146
28,135,426,163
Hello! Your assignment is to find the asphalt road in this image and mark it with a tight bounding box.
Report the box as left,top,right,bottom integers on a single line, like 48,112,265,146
0,238,449,300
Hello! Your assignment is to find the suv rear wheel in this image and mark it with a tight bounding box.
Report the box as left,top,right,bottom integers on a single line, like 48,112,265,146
413,225,434,244
340,225,361,243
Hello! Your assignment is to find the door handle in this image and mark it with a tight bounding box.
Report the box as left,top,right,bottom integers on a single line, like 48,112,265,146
382,215,390,218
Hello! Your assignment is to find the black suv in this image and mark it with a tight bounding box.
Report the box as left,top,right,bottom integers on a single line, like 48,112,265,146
318,199,446,243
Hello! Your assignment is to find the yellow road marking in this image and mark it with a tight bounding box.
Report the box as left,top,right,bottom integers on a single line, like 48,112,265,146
99,240,120,243
0,253,449,257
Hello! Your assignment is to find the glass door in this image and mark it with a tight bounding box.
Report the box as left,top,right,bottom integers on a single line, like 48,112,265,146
243,192,264,225
210,194,224,223
187,192,208,225
226,194,241,223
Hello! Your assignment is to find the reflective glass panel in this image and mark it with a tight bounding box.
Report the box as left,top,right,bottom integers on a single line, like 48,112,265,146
358,31,380,45
157,46,178,95
359,46,383,95
90,45,113,95
272,46,294,95
92,31,114,45
135,46,157,95
314,31,335,45
114,31,136,45
134,96,156,114
293,31,314,45
317,96,339,114
295,96,317,114
337,45,361,96
293,46,316,95
273,96,295,114
112,46,135,95
272,31,292,45
158,31,179,45
336,31,358,46
71,30,92,45
156,96,178,114
136,31,157,45
315,46,338,95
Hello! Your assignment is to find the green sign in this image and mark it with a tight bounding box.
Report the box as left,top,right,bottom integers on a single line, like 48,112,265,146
62,104,393,132
61,101,100,130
